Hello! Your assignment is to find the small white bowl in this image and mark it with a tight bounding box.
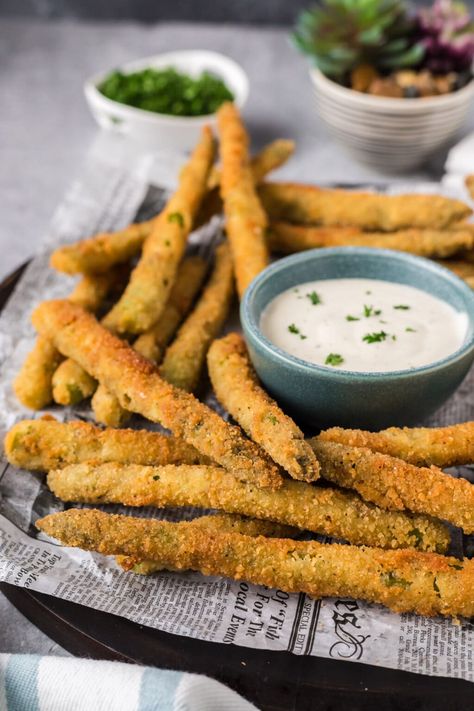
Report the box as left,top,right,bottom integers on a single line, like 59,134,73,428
84,50,249,152
310,67,474,172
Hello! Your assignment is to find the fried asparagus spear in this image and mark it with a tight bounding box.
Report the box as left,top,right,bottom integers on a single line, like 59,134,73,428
37,509,471,618
117,512,297,574
50,220,153,275
311,440,474,533
317,422,474,468
259,182,471,231
92,255,208,426
160,242,234,392
268,221,474,258
102,127,215,334
208,333,319,482
207,138,295,190
14,268,127,410
32,300,282,489
217,102,269,298
4,417,208,471
47,462,449,552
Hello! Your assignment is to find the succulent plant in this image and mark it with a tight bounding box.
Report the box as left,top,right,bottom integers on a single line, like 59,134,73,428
292,0,425,82
416,0,474,73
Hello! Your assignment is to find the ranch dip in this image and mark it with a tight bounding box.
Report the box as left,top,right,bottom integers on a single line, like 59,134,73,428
259,278,468,372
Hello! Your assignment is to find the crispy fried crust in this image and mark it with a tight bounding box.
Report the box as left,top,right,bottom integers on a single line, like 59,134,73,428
14,269,125,410
311,440,474,532
102,127,215,334
50,220,153,275
4,417,208,471
117,513,298,573
32,300,282,489
160,242,234,392
37,509,470,618
268,221,474,258
92,255,208,426
217,103,269,298
52,359,97,406
208,333,319,482
259,182,471,231
317,422,474,468
47,462,449,551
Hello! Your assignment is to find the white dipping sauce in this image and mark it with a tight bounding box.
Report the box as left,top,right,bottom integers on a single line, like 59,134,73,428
260,278,468,372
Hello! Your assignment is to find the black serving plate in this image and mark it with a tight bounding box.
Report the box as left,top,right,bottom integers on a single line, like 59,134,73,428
1,264,473,711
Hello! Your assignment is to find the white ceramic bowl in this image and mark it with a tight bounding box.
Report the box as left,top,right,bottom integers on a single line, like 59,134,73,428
84,50,249,152
310,67,474,172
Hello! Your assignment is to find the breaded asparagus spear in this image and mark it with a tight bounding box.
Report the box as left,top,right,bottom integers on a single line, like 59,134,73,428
268,221,474,258
37,509,471,618
160,242,234,392
217,102,269,298
4,417,208,471
93,255,208,426
311,440,474,533
102,127,215,334
259,182,471,231
117,512,297,574
14,268,127,410
208,333,319,482
47,462,449,552
50,220,153,275
317,422,474,468
32,300,282,489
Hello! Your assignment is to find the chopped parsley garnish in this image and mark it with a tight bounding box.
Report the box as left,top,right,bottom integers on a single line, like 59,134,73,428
306,291,321,305
394,304,410,310
405,327,416,333
325,353,344,367
363,304,381,318
288,324,307,340
168,211,185,227
363,331,389,344
365,290,372,295
346,315,360,322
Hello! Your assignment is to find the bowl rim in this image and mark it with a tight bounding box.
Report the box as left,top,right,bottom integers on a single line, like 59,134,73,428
309,66,474,112
241,246,474,381
83,49,249,125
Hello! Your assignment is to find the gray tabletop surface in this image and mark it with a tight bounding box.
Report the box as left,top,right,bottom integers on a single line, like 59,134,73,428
1,17,474,658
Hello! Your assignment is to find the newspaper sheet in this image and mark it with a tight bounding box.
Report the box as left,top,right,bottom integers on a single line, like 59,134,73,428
1,141,474,682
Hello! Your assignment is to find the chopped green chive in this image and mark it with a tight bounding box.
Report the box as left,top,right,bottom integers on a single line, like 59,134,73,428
346,315,360,322
363,304,381,318
306,291,321,305
325,353,344,367
168,211,185,227
405,327,416,333
288,324,307,340
363,331,389,344
394,305,410,310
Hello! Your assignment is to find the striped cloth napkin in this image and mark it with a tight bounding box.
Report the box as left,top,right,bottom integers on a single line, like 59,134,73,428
0,655,259,710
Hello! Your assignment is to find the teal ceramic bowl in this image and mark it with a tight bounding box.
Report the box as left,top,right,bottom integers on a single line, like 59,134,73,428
240,247,474,430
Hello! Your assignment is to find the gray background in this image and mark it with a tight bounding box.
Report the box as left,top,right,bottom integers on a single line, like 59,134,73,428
1,10,474,655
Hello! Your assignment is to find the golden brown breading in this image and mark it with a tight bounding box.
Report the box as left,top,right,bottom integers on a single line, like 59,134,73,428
32,300,282,489
14,268,126,410
92,255,208,426
217,102,269,298
52,359,97,406
160,242,234,392
37,509,471,618
311,440,474,533
102,127,215,334
208,333,319,482
259,182,471,231
268,221,474,258
117,513,297,574
47,461,449,551
4,417,208,471
50,220,153,275
317,422,474,468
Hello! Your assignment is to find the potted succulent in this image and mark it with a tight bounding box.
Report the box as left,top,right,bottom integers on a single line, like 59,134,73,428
293,0,474,171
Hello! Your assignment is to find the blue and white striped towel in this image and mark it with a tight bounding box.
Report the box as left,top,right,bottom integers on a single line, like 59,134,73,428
0,655,259,711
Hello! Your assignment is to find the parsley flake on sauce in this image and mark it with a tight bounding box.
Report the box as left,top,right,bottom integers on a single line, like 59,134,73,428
306,291,321,305
405,327,416,333
346,315,360,322
363,331,389,344
325,353,344,367
394,304,410,310
288,324,307,340
363,304,382,318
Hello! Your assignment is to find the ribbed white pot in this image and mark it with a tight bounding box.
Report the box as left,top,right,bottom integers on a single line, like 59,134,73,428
310,67,474,172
